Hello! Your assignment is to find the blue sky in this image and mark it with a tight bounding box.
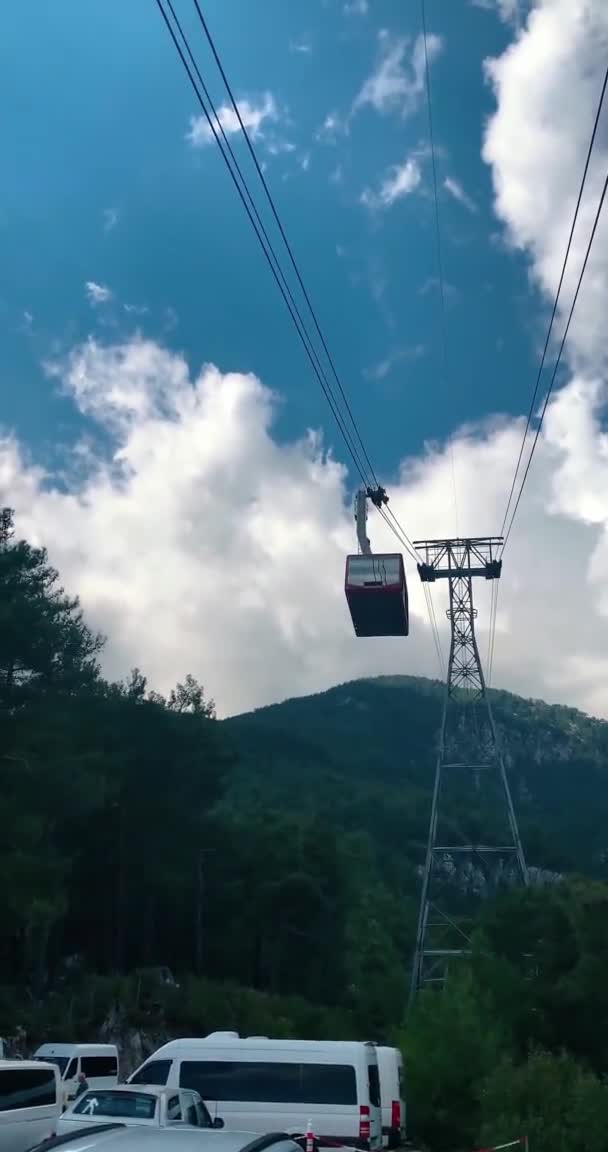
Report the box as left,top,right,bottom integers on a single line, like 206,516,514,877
3,0,608,720
1,0,540,484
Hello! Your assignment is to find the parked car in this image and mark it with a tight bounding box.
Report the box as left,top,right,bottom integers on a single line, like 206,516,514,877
28,1122,305,1152
56,1086,223,1135
129,1035,382,1150
0,1059,60,1152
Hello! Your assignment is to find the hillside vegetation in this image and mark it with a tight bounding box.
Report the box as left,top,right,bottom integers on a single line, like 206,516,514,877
3,507,608,1150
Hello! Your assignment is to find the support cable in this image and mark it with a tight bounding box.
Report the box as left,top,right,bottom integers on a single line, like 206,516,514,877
189,0,421,573
421,0,459,537
156,0,374,491
190,0,381,492
377,505,445,677
502,167,608,551
499,64,608,542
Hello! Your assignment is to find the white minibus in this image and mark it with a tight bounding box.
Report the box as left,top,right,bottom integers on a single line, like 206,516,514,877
129,1034,382,1149
0,1060,60,1152
33,1044,119,1106
375,1048,405,1148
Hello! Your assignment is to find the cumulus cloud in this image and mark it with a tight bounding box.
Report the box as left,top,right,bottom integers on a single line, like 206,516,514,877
187,93,278,147
354,30,443,118
361,156,422,209
483,0,608,375
85,281,112,306
344,0,368,14
444,176,478,213
4,335,608,721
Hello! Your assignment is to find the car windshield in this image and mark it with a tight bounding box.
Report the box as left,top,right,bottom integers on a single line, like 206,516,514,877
73,1091,157,1120
35,1056,69,1075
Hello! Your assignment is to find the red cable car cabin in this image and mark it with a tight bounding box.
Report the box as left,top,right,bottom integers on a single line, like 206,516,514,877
345,552,409,637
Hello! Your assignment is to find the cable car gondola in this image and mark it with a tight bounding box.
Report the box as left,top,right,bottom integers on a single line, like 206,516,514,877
345,488,409,638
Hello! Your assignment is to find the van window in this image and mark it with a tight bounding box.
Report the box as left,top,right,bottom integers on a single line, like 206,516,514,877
0,1068,56,1111
65,1059,78,1080
368,1065,381,1109
35,1057,68,1076
180,1061,357,1105
81,1056,118,1078
130,1060,171,1086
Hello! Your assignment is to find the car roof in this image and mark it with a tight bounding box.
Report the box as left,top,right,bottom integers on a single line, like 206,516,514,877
153,1039,375,1054
36,1044,117,1052
0,1060,57,1072
35,1127,299,1152
77,1086,176,1099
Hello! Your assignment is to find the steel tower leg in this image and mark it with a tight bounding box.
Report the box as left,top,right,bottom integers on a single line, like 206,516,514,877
409,538,528,1007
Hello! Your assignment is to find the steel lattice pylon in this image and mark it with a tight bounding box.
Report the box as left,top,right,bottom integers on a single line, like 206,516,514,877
408,538,528,1007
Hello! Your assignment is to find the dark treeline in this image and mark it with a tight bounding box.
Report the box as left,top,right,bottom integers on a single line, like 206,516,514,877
0,509,404,1038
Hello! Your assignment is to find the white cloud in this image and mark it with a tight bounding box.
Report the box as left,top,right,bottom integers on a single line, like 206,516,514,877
5,337,608,721
365,345,426,381
299,152,311,172
85,281,112,306
265,138,296,157
187,93,278,147
482,0,608,375
361,157,422,210
124,303,149,317
103,209,118,233
354,30,443,117
290,37,312,54
344,0,368,14
315,112,349,144
418,275,458,301
471,0,528,25
444,176,478,213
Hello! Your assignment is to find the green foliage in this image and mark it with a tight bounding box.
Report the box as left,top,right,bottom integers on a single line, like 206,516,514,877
403,966,508,1150
479,1050,608,1152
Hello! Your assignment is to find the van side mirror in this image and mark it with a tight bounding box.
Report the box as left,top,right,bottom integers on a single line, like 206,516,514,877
213,1118,225,1129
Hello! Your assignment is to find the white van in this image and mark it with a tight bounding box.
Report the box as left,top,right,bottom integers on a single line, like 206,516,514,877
0,1060,60,1152
129,1034,382,1149
33,1045,119,1107
375,1048,405,1148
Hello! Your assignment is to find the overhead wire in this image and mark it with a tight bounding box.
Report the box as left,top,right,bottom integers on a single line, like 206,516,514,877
502,165,608,551
377,505,445,678
190,0,382,493
187,0,422,573
489,65,608,684
420,0,459,538
499,64,608,543
157,0,446,677
155,0,374,492
486,579,499,688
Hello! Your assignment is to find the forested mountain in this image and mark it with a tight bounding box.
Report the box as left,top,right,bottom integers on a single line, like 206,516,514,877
3,507,608,1150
